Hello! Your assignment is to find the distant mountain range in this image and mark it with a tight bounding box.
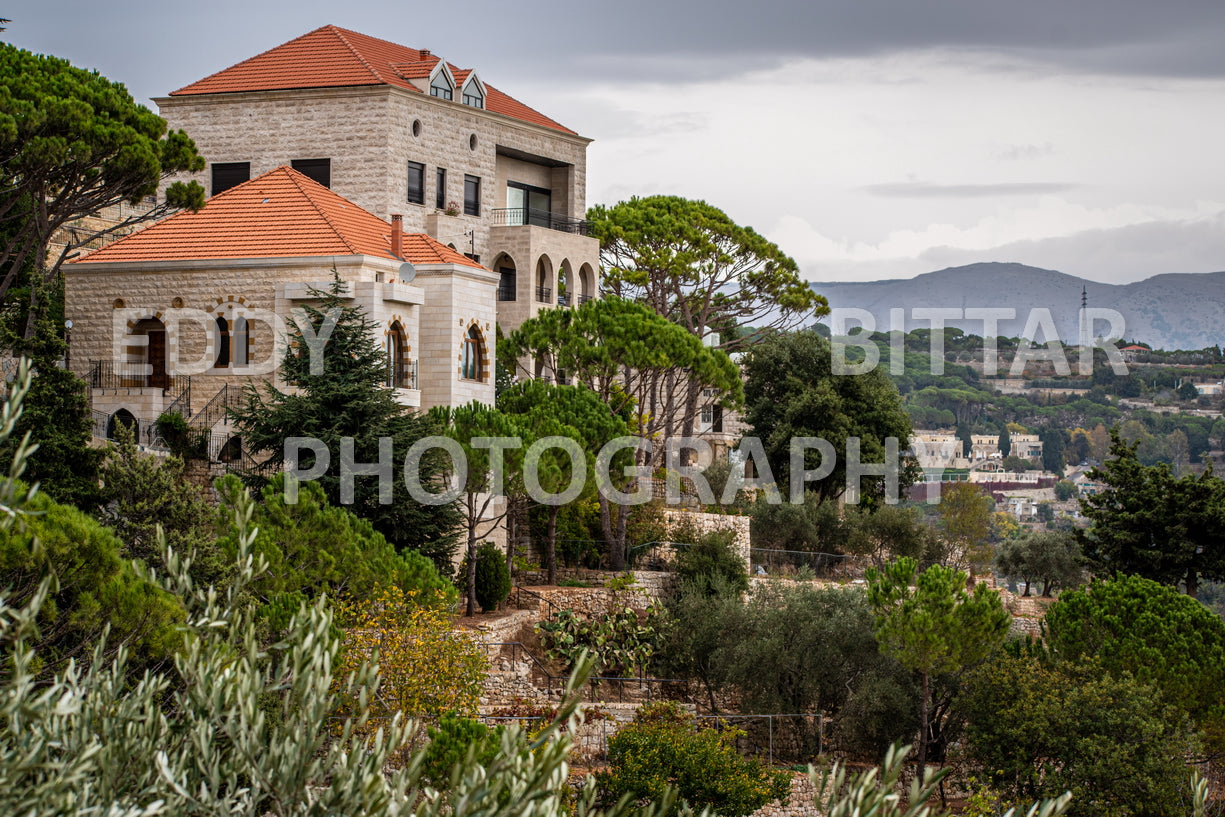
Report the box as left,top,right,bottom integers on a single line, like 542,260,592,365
810,262,1225,351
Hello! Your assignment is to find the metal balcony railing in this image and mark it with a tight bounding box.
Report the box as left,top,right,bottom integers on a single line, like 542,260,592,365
557,292,570,306
577,293,595,304
535,286,552,303
387,359,418,390
491,207,591,236
497,284,517,302
88,360,191,404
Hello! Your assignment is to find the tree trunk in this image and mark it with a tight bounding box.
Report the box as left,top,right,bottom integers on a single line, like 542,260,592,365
547,505,560,585
465,516,478,616
917,671,931,775
1186,568,1199,599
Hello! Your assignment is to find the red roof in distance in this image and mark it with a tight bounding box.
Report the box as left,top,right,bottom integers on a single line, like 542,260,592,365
169,25,575,135
71,166,487,270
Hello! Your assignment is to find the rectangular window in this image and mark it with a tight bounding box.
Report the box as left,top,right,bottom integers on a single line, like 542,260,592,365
464,175,480,216
701,406,714,425
211,162,250,196
436,167,447,210
407,161,425,204
291,158,331,188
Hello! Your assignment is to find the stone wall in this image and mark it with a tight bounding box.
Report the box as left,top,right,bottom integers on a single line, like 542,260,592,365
662,509,751,566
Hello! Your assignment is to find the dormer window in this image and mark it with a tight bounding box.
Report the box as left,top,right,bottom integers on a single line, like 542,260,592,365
430,68,453,100
460,74,485,109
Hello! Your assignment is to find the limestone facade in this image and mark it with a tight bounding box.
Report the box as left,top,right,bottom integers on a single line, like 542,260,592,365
156,81,600,337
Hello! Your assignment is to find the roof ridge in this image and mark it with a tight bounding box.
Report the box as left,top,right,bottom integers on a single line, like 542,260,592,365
279,167,369,257
328,25,386,85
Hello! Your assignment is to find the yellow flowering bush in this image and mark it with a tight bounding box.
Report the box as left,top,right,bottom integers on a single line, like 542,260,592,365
335,585,487,719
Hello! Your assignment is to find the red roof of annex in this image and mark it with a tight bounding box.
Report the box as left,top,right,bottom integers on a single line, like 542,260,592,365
169,25,576,135
71,166,487,270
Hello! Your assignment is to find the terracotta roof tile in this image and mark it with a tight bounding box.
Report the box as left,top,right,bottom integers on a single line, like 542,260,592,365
170,25,576,135
71,166,487,270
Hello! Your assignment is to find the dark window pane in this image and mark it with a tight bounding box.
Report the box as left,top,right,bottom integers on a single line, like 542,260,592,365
436,167,446,210
407,161,425,204
211,162,250,196
464,175,480,216
291,158,331,188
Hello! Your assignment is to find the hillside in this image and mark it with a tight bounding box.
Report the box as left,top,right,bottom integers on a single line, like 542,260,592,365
812,262,1225,350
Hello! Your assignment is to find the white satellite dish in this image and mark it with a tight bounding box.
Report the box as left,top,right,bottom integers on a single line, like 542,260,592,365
398,262,417,283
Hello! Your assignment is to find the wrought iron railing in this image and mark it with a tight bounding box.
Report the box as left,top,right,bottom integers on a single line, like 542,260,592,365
577,293,594,304
557,292,570,306
490,207,591,236
497,284,517,302
535,286,552,303
87,360,190,400
387,359,418,390
188,384,243,432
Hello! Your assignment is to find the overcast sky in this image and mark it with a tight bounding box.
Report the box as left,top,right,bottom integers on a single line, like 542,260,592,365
6,0,1225,285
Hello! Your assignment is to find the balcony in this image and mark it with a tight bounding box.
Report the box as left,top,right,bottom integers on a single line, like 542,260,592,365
491,207,591,236
535,286,552,303
557,292,569,307
497,284,517,302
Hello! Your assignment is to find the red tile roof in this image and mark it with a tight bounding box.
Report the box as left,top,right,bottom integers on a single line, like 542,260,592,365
170,25,575,135
71,166,487,270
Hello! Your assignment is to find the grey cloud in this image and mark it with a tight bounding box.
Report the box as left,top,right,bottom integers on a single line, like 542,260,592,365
9,0,1225,110
864,181,1079,198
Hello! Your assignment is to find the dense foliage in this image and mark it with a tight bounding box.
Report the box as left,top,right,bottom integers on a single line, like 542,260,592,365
216,474,457,627
596,702,791,817
1044,574,1225,754
741,329,916,503
1078,432,1225,596
230,275,462,564
866,557,1011,771
961,653,1198,817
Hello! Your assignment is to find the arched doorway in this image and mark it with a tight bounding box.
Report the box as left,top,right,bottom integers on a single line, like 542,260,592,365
132,318,168,388
107,408,138,441
493,253,517,301
558,259,573,306
535,255,553,303
386,321,407,387
579,263,595,303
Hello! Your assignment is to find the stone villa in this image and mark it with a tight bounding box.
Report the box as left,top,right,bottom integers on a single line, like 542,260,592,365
65,25,600,458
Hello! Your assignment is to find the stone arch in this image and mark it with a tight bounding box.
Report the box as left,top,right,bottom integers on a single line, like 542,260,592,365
578,262,595,303
534,254,554,303
386,320,410,387
492,252,518,302
558,258,574,306
461,321,489,382
107,408,138,441
218,435,244,464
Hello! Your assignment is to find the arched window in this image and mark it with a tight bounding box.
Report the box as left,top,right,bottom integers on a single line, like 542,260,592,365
215,316,230,368
386,322,406,387
233,316,249,367
462,325,482,381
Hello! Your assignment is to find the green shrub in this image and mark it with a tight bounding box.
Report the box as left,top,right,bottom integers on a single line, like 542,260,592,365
419,715,504,789
673,528,748,596
473,541,511,612
217,474,457,627
596,702,790,817
0,485,184,677
155,410,206,460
